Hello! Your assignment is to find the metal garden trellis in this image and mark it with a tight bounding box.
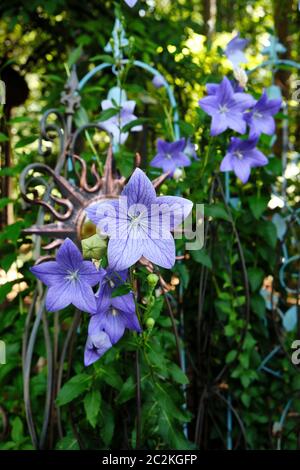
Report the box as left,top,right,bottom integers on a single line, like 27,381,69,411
19,19,187,449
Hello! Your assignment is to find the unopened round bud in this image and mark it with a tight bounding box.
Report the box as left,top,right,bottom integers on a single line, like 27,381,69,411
160,184,168,193
146,318,155,329
147,273,159,287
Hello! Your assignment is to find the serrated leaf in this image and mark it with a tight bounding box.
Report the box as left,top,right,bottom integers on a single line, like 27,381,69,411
56,373,92,406
84,389,101,428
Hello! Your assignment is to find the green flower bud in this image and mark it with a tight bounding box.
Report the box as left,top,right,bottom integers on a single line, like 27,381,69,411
81,233,107,260
147,273,159,287
146,317,155,329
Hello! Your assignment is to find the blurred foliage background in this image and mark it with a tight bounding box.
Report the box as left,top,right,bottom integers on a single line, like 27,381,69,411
0,0,300,450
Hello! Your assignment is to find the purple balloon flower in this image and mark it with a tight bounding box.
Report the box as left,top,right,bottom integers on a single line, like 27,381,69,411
84,331,112,366
206,80,244,95
86,168,193,270
100,96,142,145
152,75,165,89
244,90,281,137
184,138,199,160
124,0,138,6
88,270,141,345
225,33,249,67
220,137,268,183
199,77,256,136
150,138,191,175
30,238,101,313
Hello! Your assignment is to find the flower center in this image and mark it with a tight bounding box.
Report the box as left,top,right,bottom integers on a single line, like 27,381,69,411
219,104,228,114
234,151,244,160
165,153,173,160
111,308,118,317
65,269,80,282
253,111,263,118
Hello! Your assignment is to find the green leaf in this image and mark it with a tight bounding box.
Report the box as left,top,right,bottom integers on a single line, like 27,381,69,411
11,417,23,442
226,350,237,364
98,107,120,122
100,403,114,446
67,46,82,68
248,267,264,292
0,282,13,303
176,263,190,289
56,373,92,406
205,203,230,221
121,118,145,133
102,366,123,389
55,435,80,450
111,284,132,298
241,392,251,407
169,363,189,385
248,195,269,219
149,296,164,320
15,136,38,149
191,248,212,269
0,132,9,142
116,376,135,404
251,294,266,318
257,220,277,248
1,252,16,272
84,389,101,428
0,197,13,209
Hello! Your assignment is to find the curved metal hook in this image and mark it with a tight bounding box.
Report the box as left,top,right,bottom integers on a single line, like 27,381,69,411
20,163,75,221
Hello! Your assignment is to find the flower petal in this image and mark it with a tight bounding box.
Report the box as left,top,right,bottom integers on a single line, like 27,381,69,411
210,115,228,136
101,311,126,344
232,158,251,183
79,261,104,286
45,283,73,311
108,235,144,271
142,233,175,268
156,195,193,229
121,168,156,207
220,153,234,172
72,281,97,314
111,292,136,314
84,332,112,366
198,95,219,115
30,261,65,286
56,238,83,271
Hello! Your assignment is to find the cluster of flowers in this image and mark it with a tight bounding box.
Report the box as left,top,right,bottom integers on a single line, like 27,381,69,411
199,77,282,183
31,169,193,365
